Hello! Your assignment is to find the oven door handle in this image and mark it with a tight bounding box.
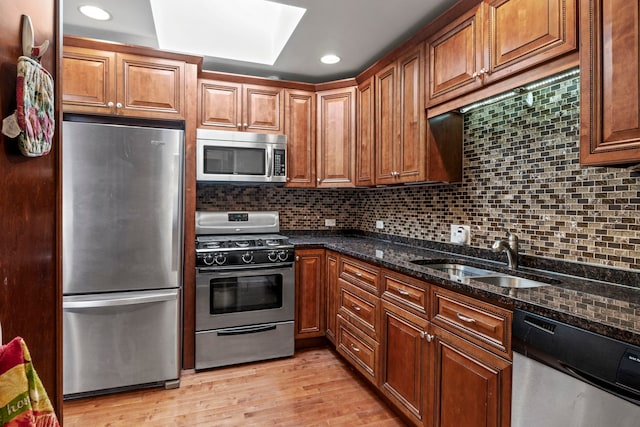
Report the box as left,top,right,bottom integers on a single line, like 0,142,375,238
216,324,277,336
198,263,293,273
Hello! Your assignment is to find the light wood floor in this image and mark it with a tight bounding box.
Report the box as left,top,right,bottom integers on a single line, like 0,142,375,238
63,347,407,426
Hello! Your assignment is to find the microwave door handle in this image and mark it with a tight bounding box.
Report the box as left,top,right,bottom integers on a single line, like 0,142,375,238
267,146,273,178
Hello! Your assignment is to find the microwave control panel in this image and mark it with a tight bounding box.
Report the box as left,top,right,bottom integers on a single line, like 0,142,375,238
273,149,286,177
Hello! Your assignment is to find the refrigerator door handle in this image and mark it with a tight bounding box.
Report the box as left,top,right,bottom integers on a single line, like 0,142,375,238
63,290,177,309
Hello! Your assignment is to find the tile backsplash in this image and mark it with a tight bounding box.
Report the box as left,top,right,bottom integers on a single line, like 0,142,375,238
197,76,640,271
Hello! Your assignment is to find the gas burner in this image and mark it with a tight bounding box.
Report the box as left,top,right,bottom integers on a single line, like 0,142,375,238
234,240,251,248
202,242,221,249
264,239,281,246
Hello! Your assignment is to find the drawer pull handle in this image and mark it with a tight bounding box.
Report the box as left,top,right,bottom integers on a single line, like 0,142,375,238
351,304,361,312
354,272,363,277
396,288,410,296
350,343,360,353
456,312,476,323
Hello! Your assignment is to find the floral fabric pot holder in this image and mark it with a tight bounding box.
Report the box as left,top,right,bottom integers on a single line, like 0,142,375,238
2,56,55,157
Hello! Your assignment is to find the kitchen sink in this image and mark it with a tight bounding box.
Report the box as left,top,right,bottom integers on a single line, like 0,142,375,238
471,275,551,289
410,259,556,288
420,263,498,277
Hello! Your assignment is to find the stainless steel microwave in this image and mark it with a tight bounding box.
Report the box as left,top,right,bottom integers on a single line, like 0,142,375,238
196,129,287,183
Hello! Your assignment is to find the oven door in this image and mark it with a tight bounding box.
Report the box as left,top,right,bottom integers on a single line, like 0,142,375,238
195,263,294,331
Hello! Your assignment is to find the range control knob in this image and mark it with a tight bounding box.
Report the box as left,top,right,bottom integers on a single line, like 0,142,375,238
268,251,279,262
213,254,227,266
203,253,215,266
241,252,254,264
277,250,289,262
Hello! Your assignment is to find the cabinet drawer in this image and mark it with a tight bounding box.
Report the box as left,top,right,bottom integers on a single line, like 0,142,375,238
337,315,379,384
431,286,512,358
382,269,428,315
338,279,378,339
339,256,380,295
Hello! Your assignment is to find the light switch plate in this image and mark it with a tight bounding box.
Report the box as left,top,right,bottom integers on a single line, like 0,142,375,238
450,224,470,245
325,218,336,227
376,220,384,229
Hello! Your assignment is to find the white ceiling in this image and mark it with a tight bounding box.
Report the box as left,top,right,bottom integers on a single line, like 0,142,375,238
63,0,459,83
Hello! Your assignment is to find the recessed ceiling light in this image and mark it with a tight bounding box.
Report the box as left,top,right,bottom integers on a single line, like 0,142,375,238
78,5,111,21
150,0,306,65
320,54,340,65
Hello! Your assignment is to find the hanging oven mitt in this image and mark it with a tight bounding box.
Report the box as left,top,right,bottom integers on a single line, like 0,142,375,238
1,56,55,157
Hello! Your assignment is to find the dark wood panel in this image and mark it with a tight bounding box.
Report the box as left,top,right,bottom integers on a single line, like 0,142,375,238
355,77,375,186
295,249,325,338
0,0,61,414
284,89,315,187
181,63,199,370
325,251,339,344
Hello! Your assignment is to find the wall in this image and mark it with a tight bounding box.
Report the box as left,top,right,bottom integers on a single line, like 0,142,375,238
198,76,640,272
0,0,60,411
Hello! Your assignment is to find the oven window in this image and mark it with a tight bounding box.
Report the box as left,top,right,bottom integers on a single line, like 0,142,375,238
203,146,265,175
210,274,283,315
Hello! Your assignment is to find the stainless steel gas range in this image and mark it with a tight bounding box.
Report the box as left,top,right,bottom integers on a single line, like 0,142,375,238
194,211,295,370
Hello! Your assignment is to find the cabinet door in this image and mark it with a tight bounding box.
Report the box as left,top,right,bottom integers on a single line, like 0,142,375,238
285,89,316,187
356,77,375,186
380,300,429,425
397,45,425,183
198,80,242,130
426,4,484,106
375,62,397,184
295,249,325,339
243,84,284,133
325,251,339,344
580,0,640,165
117,54,184,119
484,0,577,84
316,87,356,188
431,325,512,427
62,46,116,115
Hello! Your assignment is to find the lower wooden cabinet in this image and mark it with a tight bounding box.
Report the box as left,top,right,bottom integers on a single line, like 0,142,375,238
380,300,430,426
294,249,325,339
325,251,339,344
430,325,512,427
336,314,380,385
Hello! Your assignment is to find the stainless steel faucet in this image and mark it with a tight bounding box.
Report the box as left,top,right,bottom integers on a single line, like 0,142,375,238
492,232,519,269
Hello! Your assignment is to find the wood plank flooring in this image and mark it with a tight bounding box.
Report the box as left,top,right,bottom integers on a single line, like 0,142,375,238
63,347,407,426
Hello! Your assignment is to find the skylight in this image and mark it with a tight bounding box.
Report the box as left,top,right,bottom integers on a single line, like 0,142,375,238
149,0,306,65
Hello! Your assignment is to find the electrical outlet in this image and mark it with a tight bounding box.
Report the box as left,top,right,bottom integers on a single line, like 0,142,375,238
376,220,384,229
325,218,336,227
450,224,471,245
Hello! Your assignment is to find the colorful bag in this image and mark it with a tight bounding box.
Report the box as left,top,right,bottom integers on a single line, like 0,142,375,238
1,56,55,157
0,337,59,427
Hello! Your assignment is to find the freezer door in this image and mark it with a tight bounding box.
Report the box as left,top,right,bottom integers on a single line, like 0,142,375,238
62,120,184,294
63,289,181,397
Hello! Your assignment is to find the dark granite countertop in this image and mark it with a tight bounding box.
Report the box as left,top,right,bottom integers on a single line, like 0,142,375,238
288,234,640,347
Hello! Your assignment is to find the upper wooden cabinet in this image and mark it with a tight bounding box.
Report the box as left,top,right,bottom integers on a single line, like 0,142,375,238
198,79,284,133
580,0,640,165
356,77,375,186
316,86,357,188
375,44,426,185
285,89,316,187
63,46,186,119
426,0,577,107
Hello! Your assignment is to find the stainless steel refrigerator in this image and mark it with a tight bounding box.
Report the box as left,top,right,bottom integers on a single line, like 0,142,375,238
62,119,183,397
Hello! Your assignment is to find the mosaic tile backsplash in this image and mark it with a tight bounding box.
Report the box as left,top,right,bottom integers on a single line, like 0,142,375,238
197,76,640,271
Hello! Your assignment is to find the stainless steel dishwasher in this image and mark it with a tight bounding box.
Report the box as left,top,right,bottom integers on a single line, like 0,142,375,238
512,309,640,426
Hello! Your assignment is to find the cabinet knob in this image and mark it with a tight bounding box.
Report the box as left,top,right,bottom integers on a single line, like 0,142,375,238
420,331,434,342
107,101,114,107
317,178,320,183
295,255,300,261
243,123,248,128
116,102,122,108
237,123,242,128
350,343,360,353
